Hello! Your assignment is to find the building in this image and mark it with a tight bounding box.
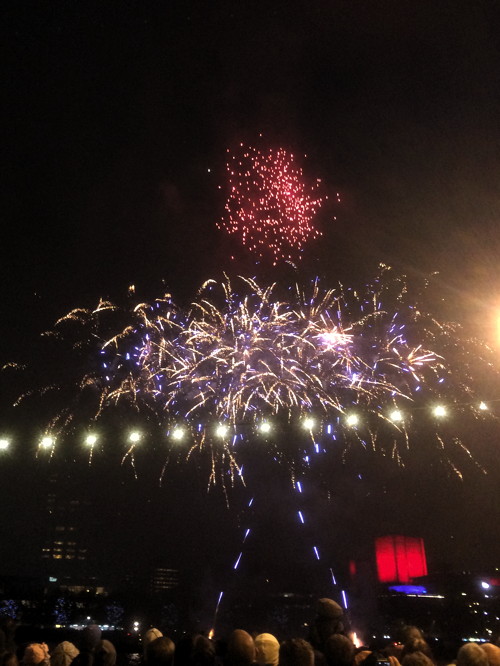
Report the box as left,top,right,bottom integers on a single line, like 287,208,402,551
150,567,179,595
40,472,92,587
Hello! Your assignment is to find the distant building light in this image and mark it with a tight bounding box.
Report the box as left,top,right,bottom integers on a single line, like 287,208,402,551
389,585,428,595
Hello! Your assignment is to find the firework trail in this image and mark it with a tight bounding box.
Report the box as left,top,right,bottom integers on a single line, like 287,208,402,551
218,142,325,265
8,265,499,481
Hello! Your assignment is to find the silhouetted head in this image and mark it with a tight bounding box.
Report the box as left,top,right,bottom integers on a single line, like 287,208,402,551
402,652,434,666
396,627,424,645
226,630,255,666
80,626,102,652
144,630,164,660
457,644,489,666
310,599,345,651
2,654,18,666
324,634,355,666
146,637,175,666
23,644,49,666
255,634,279,666
401,640,433,663
94,641,116,666
50,642,79,666
279,640,314,666
192,635,215,666
481,644,500,666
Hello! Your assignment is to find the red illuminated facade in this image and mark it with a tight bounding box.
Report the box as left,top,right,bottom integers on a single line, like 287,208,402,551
375,535,427,583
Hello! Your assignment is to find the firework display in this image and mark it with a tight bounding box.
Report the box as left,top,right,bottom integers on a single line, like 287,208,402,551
218,143,325,264
9,265,498,482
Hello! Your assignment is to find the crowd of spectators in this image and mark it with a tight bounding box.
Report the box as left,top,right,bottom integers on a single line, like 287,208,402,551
1,598,499,666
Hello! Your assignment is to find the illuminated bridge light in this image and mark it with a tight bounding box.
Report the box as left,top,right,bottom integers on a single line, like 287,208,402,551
302,417,315,430
40,436,55,449
345,413,359,427
170,427,185,441
389,409,403,422
216,424,229,438
433,405,447,418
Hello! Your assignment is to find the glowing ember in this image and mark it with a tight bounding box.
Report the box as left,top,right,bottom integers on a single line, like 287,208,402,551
218,142,324,264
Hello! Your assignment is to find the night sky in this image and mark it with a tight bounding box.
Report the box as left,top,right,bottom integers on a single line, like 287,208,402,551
1,2,500,593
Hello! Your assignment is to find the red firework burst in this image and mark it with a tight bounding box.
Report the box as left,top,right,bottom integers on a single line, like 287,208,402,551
218,142,325,265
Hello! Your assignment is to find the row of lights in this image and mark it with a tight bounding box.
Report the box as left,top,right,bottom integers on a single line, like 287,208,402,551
0,402,489,452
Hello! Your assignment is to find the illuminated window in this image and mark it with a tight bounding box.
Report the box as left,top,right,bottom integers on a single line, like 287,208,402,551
375,535,427,583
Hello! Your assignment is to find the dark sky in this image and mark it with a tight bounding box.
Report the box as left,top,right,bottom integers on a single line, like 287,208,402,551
3,2,500,322
1,1,500,592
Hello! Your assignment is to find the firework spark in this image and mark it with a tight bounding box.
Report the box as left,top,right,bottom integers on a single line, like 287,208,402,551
8,266,499,482
218,142,325,265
